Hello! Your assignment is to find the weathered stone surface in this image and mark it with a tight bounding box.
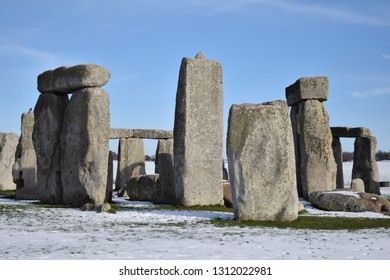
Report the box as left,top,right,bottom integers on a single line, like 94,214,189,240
105,151,114,203
125,174,160,202
350,178,365,193
330,127,371,138
33,93,69,204
227,101,299,222
109,128,134,139
37,64,111,94
223,180,233,208
13,112,38,199
133,129,173,139
352,136,380,194
309,191,390,214
155,139,175,204
0,133,18,190
286,76,328,106
332,137,344,189
115,138,146,193
290,99,337,199
80,202,112,213
61,87,110,206
174,52,223,206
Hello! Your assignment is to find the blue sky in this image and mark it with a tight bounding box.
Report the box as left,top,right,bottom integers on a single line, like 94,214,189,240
0,0,389,156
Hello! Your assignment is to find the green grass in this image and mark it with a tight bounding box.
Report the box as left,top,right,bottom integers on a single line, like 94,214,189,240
0,190,16,198
211,215,390,230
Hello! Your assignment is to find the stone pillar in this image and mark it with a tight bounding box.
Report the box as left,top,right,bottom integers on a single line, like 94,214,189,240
33,93,69,204
61,88,110,206
34,64,111,206
105,151,114,203
286,77,337,199
155,139,175,204
13,112,38,199
227,101,299,222
332,137,344,189
0,133,19,191
173,52,223,206
352,136,380,194
115,138,146,192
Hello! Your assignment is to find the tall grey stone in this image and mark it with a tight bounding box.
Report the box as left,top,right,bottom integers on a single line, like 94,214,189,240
115,138,146,192
0,133,19,191
227,101,299,222
352,136,380,194
13,112,38,199
174,52,223,206
38,64,111,94
286,77,337,199
33,93,69,203
155,139,175,204
332,137,344,189
61,87,110,206
105,151,114,203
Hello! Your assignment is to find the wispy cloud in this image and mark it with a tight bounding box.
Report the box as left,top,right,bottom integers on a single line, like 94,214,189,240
0,44,56,64
350,87,390,98
382,54,390,60
143,0,390,27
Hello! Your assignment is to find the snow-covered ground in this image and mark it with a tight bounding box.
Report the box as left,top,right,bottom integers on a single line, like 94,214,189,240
1,162,390,260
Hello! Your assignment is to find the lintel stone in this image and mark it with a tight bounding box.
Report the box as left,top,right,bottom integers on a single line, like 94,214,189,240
331,127,371,138
133,129,173,139
109,128,134,139
109,128,173,139
37,64,111,94
285,76,328,106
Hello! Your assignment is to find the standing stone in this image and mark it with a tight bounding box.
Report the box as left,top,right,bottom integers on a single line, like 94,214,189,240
105,151,114,203
115,138,146,192
350,178,365,193
174,52,223,206
13,112,38,199
0,133,19,190
33,93,69,203
155,139,175,204
286,77,337,199
332,137,344,189
227,101,299,222
61,87,110,206
352,136,380,194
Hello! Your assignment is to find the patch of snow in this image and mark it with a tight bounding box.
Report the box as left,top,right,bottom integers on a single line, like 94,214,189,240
328,191,360,198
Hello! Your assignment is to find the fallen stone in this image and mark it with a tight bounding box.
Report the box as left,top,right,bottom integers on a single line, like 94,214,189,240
309,191,390,215
37,64,111,94
0,133,19,190
227,101,299,221
125,174,160,203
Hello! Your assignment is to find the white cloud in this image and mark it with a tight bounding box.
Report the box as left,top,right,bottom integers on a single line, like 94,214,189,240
382,54,390,60
0,44,56,64
350,87,390,98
